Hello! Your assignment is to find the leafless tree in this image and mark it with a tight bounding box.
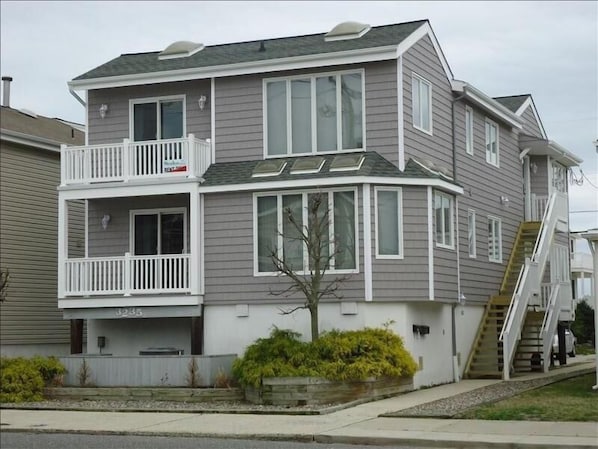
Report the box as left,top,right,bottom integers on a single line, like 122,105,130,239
269,192,351,341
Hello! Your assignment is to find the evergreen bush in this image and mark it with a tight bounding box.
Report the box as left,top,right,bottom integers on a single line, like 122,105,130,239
572,301,595,346
0,356,67,403
233,327,417,387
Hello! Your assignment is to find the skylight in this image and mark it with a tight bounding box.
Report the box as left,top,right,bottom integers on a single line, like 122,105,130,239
290,157,325,175
252,160,287,178
329,154,365,172
324,22,371,42
158,41,204,60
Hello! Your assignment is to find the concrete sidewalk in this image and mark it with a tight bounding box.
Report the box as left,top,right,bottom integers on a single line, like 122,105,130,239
1,357,597,448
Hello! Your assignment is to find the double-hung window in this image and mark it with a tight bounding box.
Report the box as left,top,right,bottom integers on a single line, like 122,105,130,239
375,187,403,258
488,216,502,263
265,71,364,156
465,106,474,155
434,191,453,249
131,96,185,141
468,209,476,258
412,73,432,134
255,190,357,274
485,119,499,166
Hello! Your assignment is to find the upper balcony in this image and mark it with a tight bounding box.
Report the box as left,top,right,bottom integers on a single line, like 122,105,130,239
60,134,211,187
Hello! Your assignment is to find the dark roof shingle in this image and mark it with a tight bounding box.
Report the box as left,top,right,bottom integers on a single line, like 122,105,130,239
493,95,530,113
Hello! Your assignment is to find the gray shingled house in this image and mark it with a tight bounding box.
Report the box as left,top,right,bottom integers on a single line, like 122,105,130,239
58,20,582,386
1,78,85,357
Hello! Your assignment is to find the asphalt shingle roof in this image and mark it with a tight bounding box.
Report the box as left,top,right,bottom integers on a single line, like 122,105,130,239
201,152,450,187
74,20,427,81
493,95,530,113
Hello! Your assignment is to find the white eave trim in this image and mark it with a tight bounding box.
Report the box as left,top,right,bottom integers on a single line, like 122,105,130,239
199,176,464,195
520,136,583,167
0,128,62,153
68,45,400,91
451,80,522,129
514,96,548,139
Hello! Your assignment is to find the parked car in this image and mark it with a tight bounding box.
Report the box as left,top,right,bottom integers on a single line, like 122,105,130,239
552,329,576,358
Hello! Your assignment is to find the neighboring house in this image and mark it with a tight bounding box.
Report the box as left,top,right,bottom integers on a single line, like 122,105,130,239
59,20,582,386
570,233,594,305
0,78,85,357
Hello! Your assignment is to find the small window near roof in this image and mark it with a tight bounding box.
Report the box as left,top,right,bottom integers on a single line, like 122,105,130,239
329,154,365,172
252,160,287,178
290,157,325,174
158,41,204,60
324,21,371,42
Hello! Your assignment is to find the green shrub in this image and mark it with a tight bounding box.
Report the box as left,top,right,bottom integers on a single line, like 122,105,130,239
0,358,45,403
572,301,595,346
233,327,417,387
0,356,67,403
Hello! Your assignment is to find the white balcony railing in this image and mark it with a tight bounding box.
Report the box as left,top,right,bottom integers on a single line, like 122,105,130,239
531,194,549,221
61,135,211,185
64,253,191,296
571,252,594,274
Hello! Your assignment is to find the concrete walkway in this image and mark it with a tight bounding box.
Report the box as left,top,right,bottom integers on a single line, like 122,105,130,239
1,357,597,449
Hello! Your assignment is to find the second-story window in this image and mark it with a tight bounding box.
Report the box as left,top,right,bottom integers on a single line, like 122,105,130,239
485,119,499,167
465,106,474,155
265,71,364,157
412,73,432,134
131,97,185,141
434,191,454,249
488,216,502,263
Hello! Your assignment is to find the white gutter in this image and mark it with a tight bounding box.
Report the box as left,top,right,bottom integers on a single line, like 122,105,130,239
451,80,522,129
69,85,86,107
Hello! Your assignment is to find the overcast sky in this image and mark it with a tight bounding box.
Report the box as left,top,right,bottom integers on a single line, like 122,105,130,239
1,1,596,231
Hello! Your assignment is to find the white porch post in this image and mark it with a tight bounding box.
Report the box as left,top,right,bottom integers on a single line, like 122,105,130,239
187,134,197,179
523,156,532,221
57,196,68,299
189,187,200,295
122,138,130,182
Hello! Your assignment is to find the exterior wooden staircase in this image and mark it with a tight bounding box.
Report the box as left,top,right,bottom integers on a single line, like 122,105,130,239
465,222,541,378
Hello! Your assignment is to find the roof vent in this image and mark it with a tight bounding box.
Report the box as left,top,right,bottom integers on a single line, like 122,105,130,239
158,41,204,60
325,21,371,42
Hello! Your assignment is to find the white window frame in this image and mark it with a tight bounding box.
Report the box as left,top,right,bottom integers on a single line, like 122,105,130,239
487,215,502,263
129,207,188,254
411,72,433,135
129,95,187,141
253,188,359,276
434,191,454,249
374,187,403,259
263,69,366,158
485,118,499,167
468,209,476,258
465,106,474,155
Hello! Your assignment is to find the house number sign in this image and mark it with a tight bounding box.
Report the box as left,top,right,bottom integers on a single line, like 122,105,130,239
116,307,143,318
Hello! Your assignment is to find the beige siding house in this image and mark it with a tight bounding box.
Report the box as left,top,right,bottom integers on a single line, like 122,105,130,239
0,96,85,356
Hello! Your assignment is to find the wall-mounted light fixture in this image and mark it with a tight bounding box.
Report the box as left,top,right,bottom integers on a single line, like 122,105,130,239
459,292,467,305
531,162,538,174
101,214,111,230
99,104,109,119
500,196,510,207
198,95,207,111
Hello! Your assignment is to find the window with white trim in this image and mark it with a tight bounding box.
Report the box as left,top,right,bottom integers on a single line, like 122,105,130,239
488,216,502,263
485,119,499,166
465,106,474,155
375,187,403,258
265,71,364,156
434,191,453,248
131,96,185,141
468,209,476,258
412,73,432,134
130,208,187,255
255,189,357,273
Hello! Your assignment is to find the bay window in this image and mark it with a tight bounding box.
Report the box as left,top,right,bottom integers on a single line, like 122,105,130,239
265,71,364,156
255,189,357,273
375,187,403,258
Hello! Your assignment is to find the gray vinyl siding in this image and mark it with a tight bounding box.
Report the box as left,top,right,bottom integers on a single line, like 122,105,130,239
203,189,365,305
87,80,212,145
214,61,398,164
0,143,82,345
87,195,190,257
520,106,544,138
530,156,549,197
371,186,429,301
402,35,454,176
453,101,524,303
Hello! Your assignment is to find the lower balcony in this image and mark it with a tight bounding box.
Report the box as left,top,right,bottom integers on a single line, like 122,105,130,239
63,253,192,297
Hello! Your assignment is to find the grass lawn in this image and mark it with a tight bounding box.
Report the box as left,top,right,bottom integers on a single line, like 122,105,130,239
457,373,598,422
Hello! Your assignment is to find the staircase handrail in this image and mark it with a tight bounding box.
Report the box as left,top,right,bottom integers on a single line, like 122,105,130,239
541,283,561,371
499,191,562,379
